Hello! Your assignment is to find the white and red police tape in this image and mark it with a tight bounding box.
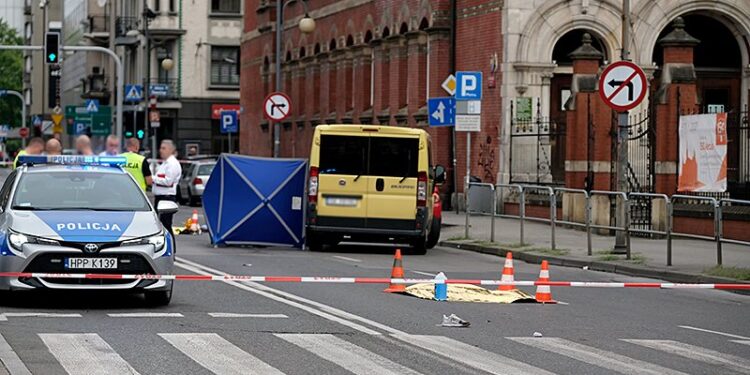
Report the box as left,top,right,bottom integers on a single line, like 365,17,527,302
3,272,749,289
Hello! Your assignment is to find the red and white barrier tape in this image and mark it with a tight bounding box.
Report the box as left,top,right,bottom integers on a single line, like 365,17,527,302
4,272,750,289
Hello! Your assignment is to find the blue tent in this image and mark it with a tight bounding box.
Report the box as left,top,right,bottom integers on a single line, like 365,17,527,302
202,154,307,247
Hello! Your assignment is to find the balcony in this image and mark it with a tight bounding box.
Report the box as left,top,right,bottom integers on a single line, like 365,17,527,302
83,15,110,42
146,78,179,101
115,17,140,46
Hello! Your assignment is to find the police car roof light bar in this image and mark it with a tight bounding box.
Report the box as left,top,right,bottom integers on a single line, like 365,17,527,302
18,155,127,167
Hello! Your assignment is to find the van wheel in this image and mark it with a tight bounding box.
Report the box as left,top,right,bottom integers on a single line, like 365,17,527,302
426,217,441,249
307,235,324,252
409,237,428,255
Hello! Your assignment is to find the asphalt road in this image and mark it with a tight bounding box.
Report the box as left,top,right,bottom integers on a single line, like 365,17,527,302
0,205,748,374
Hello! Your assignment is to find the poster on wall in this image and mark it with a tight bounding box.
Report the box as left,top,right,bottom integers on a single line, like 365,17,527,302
677,113,728,192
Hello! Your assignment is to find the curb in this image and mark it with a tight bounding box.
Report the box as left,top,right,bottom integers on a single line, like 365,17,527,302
439,240,750,294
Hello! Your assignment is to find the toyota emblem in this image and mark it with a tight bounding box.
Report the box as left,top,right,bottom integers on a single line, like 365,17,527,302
83,243,99,253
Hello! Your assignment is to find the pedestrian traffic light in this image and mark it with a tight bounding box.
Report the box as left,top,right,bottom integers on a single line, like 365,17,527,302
125,131,134,137
137,129,145,139
45,32,61,64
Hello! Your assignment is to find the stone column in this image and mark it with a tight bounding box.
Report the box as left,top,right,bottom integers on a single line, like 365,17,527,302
370,38,389,125
387,35,408,125
351,44,373,124
654,17,700,195
317,51,330,123
406,31,428,126
565,33,608,190
327,50,340,123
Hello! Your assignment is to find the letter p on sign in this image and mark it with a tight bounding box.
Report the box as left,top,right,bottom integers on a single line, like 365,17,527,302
220,110,238,134
456,71,483,100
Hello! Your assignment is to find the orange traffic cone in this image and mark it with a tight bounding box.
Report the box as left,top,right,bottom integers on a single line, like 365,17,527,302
535,260,557,304
498,252,515,291
190,210,200,234
384,249,406,293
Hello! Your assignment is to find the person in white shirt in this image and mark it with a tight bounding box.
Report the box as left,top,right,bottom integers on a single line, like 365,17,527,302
99,135,121,156
152,139,182,232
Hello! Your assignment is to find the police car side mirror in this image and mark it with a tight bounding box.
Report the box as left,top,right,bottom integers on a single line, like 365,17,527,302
156,200,179,215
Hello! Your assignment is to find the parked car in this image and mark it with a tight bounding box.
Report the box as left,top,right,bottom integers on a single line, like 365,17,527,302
177,160,216,206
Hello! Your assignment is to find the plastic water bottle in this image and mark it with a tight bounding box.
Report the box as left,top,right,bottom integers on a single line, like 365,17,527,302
434,272,447,301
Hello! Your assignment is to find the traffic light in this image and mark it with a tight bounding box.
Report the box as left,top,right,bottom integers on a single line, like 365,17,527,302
137,129,145,139
125,131,134,137
45,32,61,64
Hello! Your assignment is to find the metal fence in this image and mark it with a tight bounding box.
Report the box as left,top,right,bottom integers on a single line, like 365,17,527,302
465,183,750,266
509,99,566,185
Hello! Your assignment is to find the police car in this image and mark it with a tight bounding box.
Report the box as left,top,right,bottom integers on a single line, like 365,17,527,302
0,156,176,306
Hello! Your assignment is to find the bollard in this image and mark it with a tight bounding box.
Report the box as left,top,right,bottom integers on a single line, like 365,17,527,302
434,272,447,301
519,188,525,246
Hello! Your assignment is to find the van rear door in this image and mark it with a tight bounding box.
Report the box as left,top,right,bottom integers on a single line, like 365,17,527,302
366,135,419,221
316,134,369,219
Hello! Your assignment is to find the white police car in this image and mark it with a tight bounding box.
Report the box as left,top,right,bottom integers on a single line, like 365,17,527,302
0,156,176,306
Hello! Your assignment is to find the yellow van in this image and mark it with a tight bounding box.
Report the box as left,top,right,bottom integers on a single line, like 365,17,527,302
306,125,446,254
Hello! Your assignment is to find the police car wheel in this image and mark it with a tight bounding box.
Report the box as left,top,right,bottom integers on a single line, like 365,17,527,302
145,285,173,306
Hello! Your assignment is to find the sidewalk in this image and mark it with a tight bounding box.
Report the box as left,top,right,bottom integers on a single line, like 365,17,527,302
440,211,750,283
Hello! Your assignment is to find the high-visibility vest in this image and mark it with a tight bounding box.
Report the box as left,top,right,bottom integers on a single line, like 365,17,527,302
13,150,27,169
121,152,148,191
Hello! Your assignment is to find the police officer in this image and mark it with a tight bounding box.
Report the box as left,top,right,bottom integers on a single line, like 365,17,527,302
121,138,152,192
13,137,45,169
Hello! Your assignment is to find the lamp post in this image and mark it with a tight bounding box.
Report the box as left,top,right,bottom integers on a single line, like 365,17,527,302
274,0,315,157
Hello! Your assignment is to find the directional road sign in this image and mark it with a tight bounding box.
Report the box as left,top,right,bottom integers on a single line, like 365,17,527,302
428,97,456,127
456,71,483,100
149,84,169,98
598,61,647,112
125,85,143,102
85,99,100,113
220,110,238,134
264,92,291,122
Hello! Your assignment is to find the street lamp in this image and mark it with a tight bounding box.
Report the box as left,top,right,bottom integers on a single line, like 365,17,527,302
274,0,315,157
161,57,174,71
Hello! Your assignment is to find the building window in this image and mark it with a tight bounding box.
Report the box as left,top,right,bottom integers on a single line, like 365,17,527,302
211,0,240,14
169,0,175,13
211,46,239,86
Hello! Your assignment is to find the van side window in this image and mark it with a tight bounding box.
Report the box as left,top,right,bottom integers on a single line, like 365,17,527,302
319,136,368,175
369,138,418,178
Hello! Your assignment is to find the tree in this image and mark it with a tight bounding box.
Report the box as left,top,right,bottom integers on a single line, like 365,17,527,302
0,20,23,129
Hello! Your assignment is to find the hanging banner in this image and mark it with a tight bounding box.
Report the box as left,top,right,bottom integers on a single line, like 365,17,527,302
678,113,728,192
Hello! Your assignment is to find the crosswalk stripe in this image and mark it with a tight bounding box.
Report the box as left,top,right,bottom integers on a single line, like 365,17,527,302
159,333,284,375
208,313,288,318
39,333,139,375
108,313,184,318
508,337,689,375
623,339,750,374
393,334,554,375
0,334,31,375
731,340,750,346
276,334,422,375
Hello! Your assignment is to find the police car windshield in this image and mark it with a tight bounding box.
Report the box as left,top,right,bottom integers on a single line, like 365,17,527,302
11,171,151,212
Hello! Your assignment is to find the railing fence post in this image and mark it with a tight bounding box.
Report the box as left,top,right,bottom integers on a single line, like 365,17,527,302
550,189,556,251
715,201,722,266
465,183,470,239
624,195,631,260
586,193,592,256
519,187,525,246
490,185,496,243
666,200,673,266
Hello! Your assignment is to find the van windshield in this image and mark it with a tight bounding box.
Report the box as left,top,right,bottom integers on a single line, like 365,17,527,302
319,135,418,178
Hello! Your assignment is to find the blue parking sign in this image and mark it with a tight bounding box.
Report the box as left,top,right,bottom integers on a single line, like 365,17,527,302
428,98,456,127
456,71,483,100
220,111,238,134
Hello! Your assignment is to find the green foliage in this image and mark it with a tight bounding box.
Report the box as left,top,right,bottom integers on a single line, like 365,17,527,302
0,20,23,128
705,266,750,281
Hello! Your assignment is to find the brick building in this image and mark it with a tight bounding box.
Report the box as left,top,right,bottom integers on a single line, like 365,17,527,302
241,0,750,208
240,0,503,205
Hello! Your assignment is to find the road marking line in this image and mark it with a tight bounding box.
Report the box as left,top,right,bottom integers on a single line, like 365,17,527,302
160,333,283,375
277,334,422,375
623,339,750,374
39,333,140,375
0,334,31,375
175,260,383,335
107,313,184,318
0,313,81,321
332,255,362,263
679,325,750,340
410,271,437,277
732,340,750,346
394,334,554,375
208,313,288,318
508,337,688,375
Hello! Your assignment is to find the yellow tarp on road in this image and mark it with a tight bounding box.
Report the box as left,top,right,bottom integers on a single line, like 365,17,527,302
405,283,536,303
